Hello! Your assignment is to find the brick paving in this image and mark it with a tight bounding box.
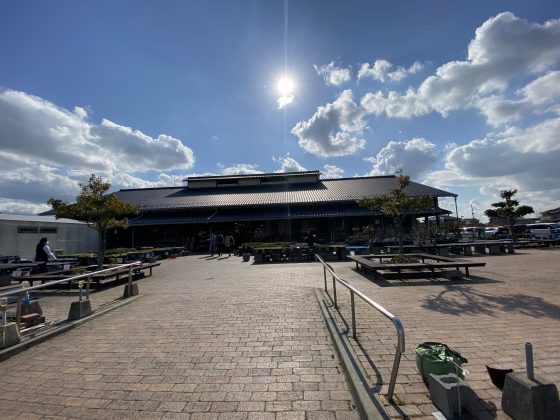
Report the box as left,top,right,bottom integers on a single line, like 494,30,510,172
0,255,359,419
329,248,560,419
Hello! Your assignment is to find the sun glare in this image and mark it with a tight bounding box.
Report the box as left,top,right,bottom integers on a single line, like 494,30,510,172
277,76,295,96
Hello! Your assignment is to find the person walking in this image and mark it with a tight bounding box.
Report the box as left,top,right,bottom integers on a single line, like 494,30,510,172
216,233,224,257
225,234,235,256
35,237,57,273
209,233,216,256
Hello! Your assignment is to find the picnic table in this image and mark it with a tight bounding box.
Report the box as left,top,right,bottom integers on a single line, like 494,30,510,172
349,253,486,280
384,240,514,256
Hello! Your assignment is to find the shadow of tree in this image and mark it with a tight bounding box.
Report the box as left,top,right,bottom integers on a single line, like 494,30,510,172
421,285,560,319
354,269,500,288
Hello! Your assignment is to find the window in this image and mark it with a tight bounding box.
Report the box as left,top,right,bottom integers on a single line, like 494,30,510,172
18,226,39,233
39,227,57,234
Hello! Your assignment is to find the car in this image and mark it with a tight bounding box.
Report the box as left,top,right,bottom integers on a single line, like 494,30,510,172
483,227,498,239
459,227,484,239
526,223,560,239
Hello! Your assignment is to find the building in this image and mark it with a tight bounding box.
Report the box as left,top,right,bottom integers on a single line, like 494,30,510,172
540,207,560,222
113,171,457,250
0,214,98,260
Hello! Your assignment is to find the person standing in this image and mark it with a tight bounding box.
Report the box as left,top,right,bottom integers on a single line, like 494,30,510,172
35,237,57,273
216,233,224,257
225,234,235,256
209,233,216,256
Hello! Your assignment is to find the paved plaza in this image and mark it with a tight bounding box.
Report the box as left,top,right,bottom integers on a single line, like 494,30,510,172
0,248,559,419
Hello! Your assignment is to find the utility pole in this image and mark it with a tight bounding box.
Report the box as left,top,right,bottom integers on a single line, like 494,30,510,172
471,204,476,241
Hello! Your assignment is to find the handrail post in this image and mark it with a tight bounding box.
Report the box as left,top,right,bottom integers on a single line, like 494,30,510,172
86,275,92,300
16,291,23,331
387,345,402,402
332,275,337,309
351,291,356,339
127,266,133,297
323,265,327,291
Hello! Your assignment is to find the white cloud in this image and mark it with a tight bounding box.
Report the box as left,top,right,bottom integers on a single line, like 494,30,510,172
277,94,294,109
477,71,560,125
424,116,560,213
0,89,196,214
315,61,352,86
359,13,560,119
221,164,263,175
365,138,438,178
321,164,345,178
275,156,307,173
358,59,424,83
0,89,195,172
291,90,367,157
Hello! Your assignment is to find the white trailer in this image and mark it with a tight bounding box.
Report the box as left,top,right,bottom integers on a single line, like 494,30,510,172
0,214,97,260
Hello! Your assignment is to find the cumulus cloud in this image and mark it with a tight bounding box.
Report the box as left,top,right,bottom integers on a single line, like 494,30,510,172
314,61,352,86
424,116,560,212
274,156,307,173
220,164,263,175
321,164,345,178
365,138,438,178
0,90,195,172
277,94,294,109
477,71,560,125
0,89,196,214
291,90,367,157
358,59,424,83
359,13,560,119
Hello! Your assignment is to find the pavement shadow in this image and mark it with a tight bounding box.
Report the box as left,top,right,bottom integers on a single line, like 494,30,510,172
355,269,501,288
421,285,560,319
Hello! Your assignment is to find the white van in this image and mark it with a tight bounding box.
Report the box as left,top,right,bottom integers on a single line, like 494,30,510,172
526,223,560,239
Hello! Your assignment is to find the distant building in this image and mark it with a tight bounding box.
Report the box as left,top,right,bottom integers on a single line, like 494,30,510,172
487,215,539,226
0,214,97,260
541,207,560,222
113,171,457,250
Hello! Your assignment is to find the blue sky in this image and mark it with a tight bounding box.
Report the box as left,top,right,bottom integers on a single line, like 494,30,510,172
1,0,559,221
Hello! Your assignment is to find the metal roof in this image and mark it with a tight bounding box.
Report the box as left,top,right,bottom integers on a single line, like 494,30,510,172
117,175,456,212
185,170,320,182
0,214,87,224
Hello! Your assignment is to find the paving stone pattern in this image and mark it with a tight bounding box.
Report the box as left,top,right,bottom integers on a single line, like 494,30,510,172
0,255,359,419
329,248,560,419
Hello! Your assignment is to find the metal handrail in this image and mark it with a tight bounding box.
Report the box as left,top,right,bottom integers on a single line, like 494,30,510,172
315,254,405,402
0,262,141,330
0,262,141,297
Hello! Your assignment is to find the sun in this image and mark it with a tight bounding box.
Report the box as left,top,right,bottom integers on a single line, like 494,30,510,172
277,76,295,96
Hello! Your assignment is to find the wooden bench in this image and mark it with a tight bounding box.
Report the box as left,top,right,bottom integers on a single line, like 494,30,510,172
349,254,486,280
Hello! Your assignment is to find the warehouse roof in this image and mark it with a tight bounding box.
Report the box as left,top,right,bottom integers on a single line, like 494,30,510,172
116,173,456,212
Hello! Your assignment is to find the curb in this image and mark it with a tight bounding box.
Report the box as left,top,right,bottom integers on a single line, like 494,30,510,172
315,288,389,420
0,295,142,362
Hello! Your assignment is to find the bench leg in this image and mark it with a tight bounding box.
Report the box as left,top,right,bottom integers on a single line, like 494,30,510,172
465,267,470,278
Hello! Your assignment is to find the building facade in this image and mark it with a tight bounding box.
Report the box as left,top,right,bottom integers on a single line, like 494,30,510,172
113,171,457,250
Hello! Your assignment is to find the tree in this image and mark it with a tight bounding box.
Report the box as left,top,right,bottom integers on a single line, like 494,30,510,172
357,170,434,254
48,174,138,268
484,189,533,244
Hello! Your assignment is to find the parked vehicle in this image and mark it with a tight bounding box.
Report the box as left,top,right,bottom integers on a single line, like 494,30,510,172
496,224,529,239
459,227,484,240
483,227,498,239
526,223,560,239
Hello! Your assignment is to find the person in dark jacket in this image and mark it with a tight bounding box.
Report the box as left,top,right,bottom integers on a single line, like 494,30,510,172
35,237,57,273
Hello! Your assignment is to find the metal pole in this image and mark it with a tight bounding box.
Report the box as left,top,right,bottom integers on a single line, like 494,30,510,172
332,276,337,309
128,267,133,297
323,266,327,291
526,342,534,381
387,348,402,402
86,275,92,300
351,291,356,339
16,292,23,331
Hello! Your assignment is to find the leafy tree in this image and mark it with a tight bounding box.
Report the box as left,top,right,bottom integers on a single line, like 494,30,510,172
48,174,138,268
484,189,534,244
357,170,434,254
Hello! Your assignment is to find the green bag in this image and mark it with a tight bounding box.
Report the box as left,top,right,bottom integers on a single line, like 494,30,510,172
415,342,468,384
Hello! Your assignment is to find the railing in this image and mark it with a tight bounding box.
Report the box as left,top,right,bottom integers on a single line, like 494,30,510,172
315,254,405,402
0,262,141,331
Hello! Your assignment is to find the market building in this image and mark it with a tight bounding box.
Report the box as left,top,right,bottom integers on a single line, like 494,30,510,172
112,171,457,251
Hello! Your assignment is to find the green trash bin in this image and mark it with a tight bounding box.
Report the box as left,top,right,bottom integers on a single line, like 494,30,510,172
416,342,468,384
